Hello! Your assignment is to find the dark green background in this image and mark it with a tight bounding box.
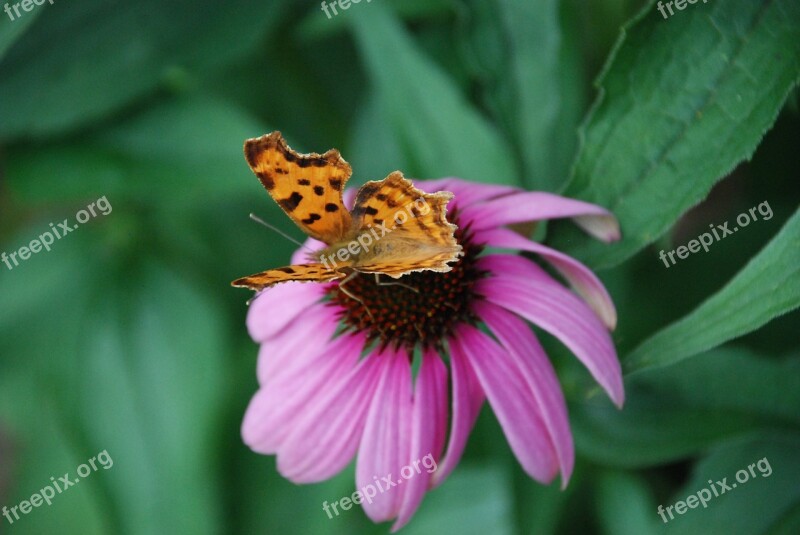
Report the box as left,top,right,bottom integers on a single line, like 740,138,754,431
1,0,798,534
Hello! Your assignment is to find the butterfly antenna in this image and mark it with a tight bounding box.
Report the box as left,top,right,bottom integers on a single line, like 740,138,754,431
249,213,316,253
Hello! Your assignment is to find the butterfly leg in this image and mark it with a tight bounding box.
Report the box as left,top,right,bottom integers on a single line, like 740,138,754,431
373,273,420,293
338,271,379,325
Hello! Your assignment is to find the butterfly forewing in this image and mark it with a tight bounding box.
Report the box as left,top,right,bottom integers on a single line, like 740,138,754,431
232,263,345,290
244,132,352,245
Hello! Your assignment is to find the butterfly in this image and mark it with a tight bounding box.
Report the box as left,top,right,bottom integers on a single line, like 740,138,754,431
231,131,462,291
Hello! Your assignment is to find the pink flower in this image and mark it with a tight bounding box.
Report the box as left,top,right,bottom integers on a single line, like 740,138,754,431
241,178,624,531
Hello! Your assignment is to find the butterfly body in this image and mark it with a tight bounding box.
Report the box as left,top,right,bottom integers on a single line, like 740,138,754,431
232,132,462,291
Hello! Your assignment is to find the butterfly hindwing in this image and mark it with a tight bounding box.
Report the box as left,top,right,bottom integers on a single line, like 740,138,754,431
244,132,353,245
349,171,462,277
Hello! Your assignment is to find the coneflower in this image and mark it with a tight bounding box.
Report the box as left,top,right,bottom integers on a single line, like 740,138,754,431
242,177,623,531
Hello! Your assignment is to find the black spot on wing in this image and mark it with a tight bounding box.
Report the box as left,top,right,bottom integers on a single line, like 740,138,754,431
279,192,303,212
256,171,275,190
325,203,339,212
301,213,322,224
298,178,311,186
358,183,380,198
314,186,325,196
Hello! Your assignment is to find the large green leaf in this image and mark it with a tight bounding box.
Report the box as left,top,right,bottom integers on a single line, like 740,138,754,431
573,346,800,468
664,433,800,534
74,264,227,534
625,208,800,374
0,247,229,533
347,4,519,185
0,0,286,139
553,0,800,268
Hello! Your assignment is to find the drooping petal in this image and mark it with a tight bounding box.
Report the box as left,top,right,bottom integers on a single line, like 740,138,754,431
274,342,384,483
356,348,413,523
476,228,617,329
451,325,559,483
242,331,366,455
463,191,620,242
476,300,574,486
418,177,520,209
392,348,448,532
431,338,484,488
475,253,552,283
478,277,624,408
246,281,326,342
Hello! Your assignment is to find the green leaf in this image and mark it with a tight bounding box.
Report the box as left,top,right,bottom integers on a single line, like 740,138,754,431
6,96,266,204
459,0,585,191
348,4,519,185
573,346,800,468
595,470,659,535
0,254,229,533
625,208,800,374
664,433,800,534
0,372,111,535
0,0,285,139
0,6,41,62
297,0,452,42
402,464,514,535
74,263,228,534
553,0,800,268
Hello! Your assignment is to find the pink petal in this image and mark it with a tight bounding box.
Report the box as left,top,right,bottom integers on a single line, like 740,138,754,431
256,303,340,385
431,338,484,487
392,348,448,532
242,332,365,455
356,348,413,522
478,277,624,408
417,178,520,208
476,300,574,486
475,253,552,283
274,341,383,483
476,229,617,329
246,281,325,342
291,236,327,264
463,191,620,242
451,325,559,483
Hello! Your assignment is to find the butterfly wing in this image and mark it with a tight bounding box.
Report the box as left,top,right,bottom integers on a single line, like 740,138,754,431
244,132,353,245
350,172,462,278
231,263,345,291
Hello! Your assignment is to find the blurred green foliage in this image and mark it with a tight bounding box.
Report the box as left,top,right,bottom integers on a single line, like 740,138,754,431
0,0,798,534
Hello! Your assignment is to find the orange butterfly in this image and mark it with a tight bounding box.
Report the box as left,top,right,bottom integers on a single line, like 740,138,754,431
232,132,462,291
